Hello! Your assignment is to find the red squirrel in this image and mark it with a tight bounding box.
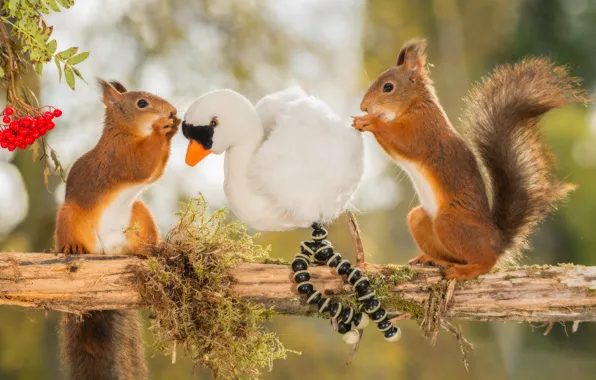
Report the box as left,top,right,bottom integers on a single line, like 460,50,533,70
54,79,180,380
353,39,584,280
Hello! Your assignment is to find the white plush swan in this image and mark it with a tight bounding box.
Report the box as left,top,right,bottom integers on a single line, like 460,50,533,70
181,86,364,231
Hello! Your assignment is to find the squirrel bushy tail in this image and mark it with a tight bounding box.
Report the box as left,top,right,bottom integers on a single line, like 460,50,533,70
461,58,585,257
61,310,146,380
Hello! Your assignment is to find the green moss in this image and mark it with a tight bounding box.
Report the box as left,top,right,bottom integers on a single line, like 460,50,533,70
384,295,425,319
587,288,596,296
384,264,418,285
135,196,295,379
360,266,425,320
262,257,290,265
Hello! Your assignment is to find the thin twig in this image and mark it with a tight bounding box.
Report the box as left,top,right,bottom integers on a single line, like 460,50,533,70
346,211,366,266
440,320,473,372
543,322,554,336
389,313,412,324
442,279,457,315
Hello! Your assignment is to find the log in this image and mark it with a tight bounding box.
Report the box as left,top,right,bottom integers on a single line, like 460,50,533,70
1,252,596,322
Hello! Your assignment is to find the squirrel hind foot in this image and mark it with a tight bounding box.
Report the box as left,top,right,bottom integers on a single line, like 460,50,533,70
442,262,496,280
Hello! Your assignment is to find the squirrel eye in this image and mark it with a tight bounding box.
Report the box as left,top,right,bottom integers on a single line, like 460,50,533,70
137,99,149,108
382,83,394,93
209,118,218,127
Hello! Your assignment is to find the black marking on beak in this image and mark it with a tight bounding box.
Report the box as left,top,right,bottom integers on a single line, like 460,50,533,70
182,121,214,150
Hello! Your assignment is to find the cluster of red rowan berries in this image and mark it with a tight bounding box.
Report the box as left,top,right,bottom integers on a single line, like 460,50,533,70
0,106,62,151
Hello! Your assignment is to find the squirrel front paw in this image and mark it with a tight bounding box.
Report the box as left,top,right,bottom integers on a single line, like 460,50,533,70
60,243,89,255
352,114,377,132
153,116,181,138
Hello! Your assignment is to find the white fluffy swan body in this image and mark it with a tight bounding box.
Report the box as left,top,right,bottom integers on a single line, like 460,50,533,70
182,87,364,231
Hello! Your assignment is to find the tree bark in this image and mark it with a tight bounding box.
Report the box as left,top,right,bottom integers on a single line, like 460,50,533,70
1,252,596,323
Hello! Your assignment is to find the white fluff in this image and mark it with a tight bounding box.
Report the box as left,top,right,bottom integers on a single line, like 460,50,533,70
183,86,364,231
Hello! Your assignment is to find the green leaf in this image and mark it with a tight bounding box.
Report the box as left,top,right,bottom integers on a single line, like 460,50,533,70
44,0,61,12
67,51,89,65
64,65,75,89
56,0,73,8
71,66,86,82
56,47,78,60
50,149,60,172
35,61,44,75
54,56,62,82
47,39,58,54
38,1,50,14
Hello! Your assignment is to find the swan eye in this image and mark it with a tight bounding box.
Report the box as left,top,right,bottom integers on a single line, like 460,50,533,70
137,99,149,108
209,118,218,127
382,83,394,93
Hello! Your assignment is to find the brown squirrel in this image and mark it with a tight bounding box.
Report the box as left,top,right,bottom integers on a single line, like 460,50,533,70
353,39,584,280
54,79,180,380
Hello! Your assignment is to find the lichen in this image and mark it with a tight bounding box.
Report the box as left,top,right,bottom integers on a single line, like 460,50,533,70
134,196,295,379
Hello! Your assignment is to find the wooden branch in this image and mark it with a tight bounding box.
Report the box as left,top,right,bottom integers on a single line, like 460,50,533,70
1,252,596,322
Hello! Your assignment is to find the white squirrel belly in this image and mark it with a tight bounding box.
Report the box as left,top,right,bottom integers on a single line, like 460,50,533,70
394,158,438,216
95,185,145,254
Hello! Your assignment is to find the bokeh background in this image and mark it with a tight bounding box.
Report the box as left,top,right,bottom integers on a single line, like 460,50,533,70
2,0,596,379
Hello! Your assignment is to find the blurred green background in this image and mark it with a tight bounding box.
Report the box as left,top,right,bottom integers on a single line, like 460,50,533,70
2,0,596,379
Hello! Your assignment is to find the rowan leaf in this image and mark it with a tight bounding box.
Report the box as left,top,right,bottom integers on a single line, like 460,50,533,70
35,61,43,75
47,39,58,55
44,0,61,12
50,149,60,172
56,0,73,8
56,47,77,60
67,51,89,65
71,66,86,82
54,56,62,81
64,65,75,89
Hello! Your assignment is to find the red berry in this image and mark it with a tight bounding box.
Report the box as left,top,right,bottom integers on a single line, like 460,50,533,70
38,126,47,135
53,109,62,117
7,135,15,143
18,143,26,150
25,136,34,145
2,129,12,138
47,121,55,130
14,136,23,145
21,117,32,127
31,120,38,128
9,120,19,130
31,131,40,139
4,107,14,116
18,127,29,136
2,115,11,123
44,111,54,120
8,144,15,152
0,141,7,149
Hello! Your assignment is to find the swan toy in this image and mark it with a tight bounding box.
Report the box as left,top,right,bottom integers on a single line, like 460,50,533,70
182,86,401,343
183,86,363,231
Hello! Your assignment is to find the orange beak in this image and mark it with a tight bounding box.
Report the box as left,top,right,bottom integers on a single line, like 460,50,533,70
185,140,212,167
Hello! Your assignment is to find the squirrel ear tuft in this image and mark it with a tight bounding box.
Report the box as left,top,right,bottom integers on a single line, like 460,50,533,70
396,38,427,73
97,78,124,106
109,81,128,93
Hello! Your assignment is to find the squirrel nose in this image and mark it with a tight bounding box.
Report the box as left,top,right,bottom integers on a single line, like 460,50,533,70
360,103,368,113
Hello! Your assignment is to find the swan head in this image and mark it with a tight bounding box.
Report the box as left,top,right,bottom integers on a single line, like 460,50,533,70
182,89,261,166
